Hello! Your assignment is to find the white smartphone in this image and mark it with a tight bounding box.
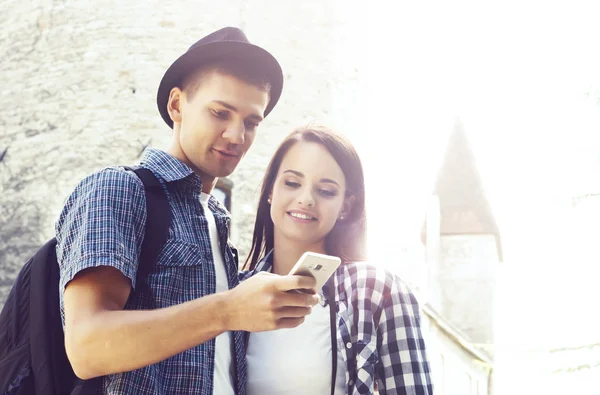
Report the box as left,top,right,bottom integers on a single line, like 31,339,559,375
287,251,341,293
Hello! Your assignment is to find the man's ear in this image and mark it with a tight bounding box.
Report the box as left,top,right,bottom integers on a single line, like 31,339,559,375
167,87,184,124
340,195,356,219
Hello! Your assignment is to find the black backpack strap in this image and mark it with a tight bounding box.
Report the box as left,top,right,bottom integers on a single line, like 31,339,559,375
324,280,337,395
123,166,171,286
73,166,171,394
29,238,69,395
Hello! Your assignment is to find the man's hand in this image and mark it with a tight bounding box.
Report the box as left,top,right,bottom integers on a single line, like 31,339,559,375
61,268,318,379
224,272,319,332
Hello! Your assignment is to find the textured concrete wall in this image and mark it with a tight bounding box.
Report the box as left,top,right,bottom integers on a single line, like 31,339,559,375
0,0,364,303
436,235,498,346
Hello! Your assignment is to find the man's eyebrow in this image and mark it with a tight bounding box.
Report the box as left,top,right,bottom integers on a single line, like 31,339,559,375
283,170,341,186
212,100,264,122
213,100,237,112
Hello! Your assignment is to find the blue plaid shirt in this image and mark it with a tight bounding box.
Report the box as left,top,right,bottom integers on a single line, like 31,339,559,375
55,148,246,395
241,252,433,395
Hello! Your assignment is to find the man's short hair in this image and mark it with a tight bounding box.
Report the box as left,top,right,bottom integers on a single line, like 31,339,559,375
181,58,273,100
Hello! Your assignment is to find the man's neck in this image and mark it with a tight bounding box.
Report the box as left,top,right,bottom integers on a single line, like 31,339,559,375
272,235,326,275
166,139,216,194
201,179,217,194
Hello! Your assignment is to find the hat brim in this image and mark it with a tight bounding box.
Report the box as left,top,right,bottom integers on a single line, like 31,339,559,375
157,41,283,128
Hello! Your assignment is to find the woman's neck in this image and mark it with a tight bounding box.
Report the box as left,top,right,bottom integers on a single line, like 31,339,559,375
272,236,326,276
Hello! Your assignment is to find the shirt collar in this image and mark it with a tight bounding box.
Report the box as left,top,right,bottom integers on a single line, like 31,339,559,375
139,148,198,184
139,148,232,217
254,249,275,273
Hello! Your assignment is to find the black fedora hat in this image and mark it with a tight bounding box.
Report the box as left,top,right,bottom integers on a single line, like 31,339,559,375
156,27,284,128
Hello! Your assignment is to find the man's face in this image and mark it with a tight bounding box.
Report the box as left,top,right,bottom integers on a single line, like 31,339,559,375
167,70,269,189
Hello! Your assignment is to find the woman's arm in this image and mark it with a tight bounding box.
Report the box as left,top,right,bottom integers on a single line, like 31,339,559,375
376,274,434,395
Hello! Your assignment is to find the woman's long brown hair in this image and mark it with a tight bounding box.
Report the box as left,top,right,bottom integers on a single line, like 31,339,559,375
244,125,368,270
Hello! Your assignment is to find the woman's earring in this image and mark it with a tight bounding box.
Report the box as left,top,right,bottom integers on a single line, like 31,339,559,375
339,215,344,220
268,198,272,204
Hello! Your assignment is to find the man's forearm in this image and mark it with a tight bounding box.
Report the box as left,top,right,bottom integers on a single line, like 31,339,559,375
66,292,230,379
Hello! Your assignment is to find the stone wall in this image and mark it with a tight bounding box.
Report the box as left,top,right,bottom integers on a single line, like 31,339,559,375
0,0,364,303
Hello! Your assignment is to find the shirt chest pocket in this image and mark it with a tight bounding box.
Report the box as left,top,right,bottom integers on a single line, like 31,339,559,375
150,239,211,306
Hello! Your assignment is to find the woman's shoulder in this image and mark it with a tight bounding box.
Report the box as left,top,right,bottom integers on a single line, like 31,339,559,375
337,261,419,305
338,261,400,286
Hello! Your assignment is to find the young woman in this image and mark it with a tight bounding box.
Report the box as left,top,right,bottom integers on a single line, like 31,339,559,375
241,126,433,395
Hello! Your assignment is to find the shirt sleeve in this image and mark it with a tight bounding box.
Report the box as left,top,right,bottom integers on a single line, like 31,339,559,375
55,167,147,294
238,270,254,282
376,273,434,394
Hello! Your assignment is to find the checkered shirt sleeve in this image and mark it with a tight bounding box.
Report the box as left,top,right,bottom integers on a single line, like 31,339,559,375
372,270,433,394
55,167,146,298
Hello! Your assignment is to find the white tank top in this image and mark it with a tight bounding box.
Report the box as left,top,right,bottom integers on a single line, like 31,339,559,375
200,193,235,395
246,297,347,394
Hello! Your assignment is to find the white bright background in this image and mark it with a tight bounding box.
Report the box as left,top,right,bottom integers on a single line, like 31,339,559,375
331,1,600,393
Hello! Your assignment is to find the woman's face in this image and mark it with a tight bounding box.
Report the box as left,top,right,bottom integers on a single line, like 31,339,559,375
270,141,348,249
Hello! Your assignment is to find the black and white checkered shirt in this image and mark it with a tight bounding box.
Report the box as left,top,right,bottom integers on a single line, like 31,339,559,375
241,252,433,394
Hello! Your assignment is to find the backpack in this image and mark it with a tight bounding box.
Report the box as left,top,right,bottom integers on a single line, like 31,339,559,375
0,167,171,395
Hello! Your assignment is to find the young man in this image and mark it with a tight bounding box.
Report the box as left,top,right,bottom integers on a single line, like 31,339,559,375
55,27,318,394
